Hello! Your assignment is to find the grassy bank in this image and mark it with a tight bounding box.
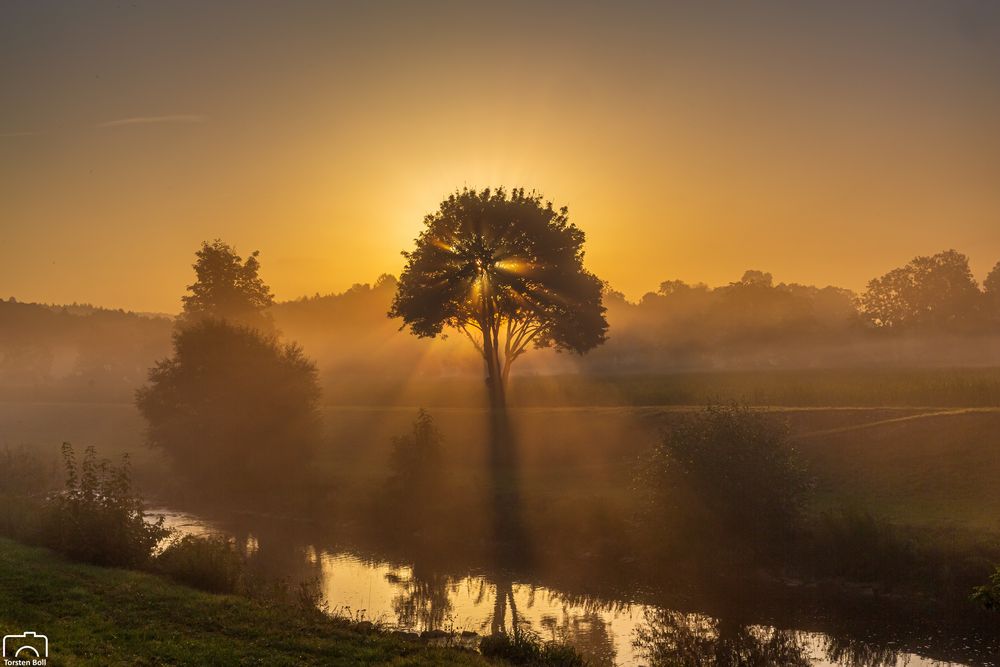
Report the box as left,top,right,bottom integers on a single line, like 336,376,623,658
0,538,491,666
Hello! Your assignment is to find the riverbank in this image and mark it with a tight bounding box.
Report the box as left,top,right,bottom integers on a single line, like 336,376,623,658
0,538,492,666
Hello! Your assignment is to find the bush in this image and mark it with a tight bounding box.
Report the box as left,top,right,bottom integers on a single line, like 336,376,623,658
39,443,169,567
155,534,245,593
136,319,322,497
380,409,446,523
479,628,586,666
647,404,811,546
972,565,1000,611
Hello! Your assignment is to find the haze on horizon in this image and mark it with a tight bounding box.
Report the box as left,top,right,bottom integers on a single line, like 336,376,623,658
2,0,1000,313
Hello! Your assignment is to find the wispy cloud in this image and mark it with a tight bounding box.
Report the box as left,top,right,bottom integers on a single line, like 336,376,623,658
98,114,208,128
1,131,39,137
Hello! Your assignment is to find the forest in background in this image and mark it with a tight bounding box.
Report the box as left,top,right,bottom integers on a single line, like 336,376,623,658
2,249,999,403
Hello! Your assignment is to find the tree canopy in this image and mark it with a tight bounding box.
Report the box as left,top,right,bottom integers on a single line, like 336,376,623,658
860,249,982,330
985,261,1000,322
389,187,608,407
181,240,274,330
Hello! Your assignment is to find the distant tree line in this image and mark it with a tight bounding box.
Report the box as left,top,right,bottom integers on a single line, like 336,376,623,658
861,250,1000,330
590,250,1000,371
0,298,171,398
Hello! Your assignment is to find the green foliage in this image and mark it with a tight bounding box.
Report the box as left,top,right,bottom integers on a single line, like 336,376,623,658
136,319,322,495
972,565,1000,611
648,404,811,544
155,534,245,593
39,443,169,567
181,239,274,330
479,628,586,666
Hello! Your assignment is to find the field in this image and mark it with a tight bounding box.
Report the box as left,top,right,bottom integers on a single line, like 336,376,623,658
3,372,1000,537
320,368,1000,408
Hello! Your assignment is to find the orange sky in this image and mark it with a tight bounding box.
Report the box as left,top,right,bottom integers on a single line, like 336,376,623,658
2,1,999,313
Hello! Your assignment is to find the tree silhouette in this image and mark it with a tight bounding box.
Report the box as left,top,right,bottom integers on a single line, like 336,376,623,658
984,261,1000,324
389,188,608,409
181,239,274,330
135,319,321,497
860,249,981,330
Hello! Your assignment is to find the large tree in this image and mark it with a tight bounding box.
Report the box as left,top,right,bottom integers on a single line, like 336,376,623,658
389,188,608,409
860,249,982,330
181,240,274,330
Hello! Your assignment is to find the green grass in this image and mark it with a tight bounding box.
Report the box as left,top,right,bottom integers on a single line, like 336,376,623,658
0,538,492,666
793,409,1000,533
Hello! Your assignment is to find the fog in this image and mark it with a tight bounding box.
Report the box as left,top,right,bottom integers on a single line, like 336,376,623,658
3,247,1000,665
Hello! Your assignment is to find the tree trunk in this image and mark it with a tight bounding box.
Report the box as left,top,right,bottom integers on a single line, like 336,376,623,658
481,325,506,412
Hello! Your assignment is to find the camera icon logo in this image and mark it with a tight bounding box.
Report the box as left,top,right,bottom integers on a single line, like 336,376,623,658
2,631,48,659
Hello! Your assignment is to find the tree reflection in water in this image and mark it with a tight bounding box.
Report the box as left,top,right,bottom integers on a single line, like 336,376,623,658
485,411,532,637
633,609,811,667
540,608,617,667
821,635,902,667
387,564,456,631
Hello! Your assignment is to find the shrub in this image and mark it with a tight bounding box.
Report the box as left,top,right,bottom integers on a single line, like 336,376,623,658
136,319,322,497
647,404,811,546
479,628,586,666
972,565,1000,611
39,443,169,567
155,534,245,593
380,409,446,524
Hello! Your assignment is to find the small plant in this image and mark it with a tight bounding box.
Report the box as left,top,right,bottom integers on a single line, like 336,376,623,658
480,627,586,666
155,534,245,593
972,565,1000,611
40,443,169,567
295,576,330,616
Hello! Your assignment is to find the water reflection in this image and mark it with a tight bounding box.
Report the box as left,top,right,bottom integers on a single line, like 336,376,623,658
149,406,995,667
633,609,811,667
541,608,618,666
156,507,978,667
821,635,903,667
486,410,533,643
388,565,455,630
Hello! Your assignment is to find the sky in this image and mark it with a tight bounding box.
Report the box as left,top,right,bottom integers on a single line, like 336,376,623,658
2,0,999,313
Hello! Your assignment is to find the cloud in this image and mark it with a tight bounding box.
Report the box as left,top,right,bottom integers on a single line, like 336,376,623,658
98,114,208,128
1,131,39,137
